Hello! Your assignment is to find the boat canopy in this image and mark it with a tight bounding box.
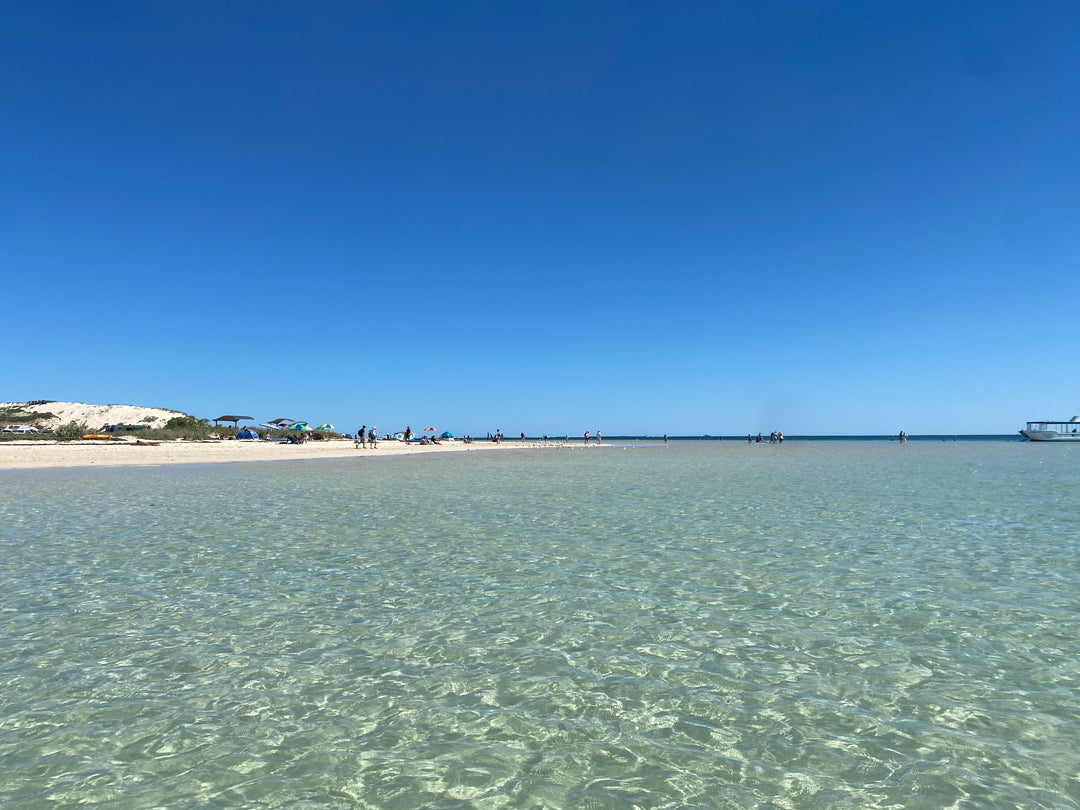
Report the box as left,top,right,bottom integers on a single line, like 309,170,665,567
214,414,254,426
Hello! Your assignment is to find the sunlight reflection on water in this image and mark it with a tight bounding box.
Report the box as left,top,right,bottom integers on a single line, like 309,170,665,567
2,442,1079,808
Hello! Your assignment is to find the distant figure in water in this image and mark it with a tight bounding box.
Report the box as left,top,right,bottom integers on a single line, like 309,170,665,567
663,434,668,443
748,433,752,443
899,431,907,443
584,431,589,444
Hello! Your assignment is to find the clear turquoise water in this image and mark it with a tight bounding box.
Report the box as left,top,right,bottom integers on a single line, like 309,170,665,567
2,442,1078,809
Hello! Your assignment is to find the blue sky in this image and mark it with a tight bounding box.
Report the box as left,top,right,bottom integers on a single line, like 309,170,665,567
4,1,1078,435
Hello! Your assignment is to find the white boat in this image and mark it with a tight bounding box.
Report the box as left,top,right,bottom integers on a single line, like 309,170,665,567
1020,416,1080,441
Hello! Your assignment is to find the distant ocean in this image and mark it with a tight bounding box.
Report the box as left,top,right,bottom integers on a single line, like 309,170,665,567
2,440,1077,808
595,435,1023,443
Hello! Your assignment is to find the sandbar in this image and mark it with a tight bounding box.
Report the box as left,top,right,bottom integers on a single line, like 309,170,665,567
0,438,545,471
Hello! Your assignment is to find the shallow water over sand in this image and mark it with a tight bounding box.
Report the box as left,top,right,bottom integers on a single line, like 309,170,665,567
2,441,1079,808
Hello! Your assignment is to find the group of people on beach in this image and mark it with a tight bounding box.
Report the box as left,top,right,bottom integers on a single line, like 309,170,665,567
748,431,784,443
354,426,611,448
354,425,472,447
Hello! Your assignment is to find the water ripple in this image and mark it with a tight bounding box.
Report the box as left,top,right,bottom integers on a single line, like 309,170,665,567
1,444,1078,807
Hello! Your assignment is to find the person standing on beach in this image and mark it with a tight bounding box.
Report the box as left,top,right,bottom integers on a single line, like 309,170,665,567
520,432,526,443
404,426,412,444
369,427,377,448
357,425,366,449
596,430,601,444
584,431,589,444
663,434,668,443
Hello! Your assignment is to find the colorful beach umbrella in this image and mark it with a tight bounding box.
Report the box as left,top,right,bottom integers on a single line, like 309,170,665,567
289,422,310,431
316,423,335,431
424,426,436,431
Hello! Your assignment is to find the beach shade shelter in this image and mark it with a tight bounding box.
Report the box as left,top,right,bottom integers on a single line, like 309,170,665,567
440,431,455,439
236,427,259,439
214,414,254,427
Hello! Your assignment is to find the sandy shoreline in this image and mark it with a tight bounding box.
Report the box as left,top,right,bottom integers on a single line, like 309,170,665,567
0,438,559,471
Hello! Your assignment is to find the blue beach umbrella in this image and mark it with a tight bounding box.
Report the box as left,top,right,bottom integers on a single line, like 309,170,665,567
316,423,335,431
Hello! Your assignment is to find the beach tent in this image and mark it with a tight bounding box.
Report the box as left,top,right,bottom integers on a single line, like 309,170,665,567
236,428,259,439
440,431,455,439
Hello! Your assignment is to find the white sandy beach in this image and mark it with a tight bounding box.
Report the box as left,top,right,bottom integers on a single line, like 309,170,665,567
0,401,586,470
0,436,523,471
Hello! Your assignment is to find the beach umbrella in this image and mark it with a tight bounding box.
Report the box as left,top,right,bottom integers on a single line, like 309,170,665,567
424,426,436,431
316,423,335,431
289,422,310,431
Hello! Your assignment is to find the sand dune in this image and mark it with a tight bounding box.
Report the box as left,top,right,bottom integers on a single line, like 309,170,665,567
2,401,187,431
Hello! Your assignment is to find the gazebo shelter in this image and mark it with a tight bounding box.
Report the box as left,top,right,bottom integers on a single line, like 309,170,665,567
213,414,254,427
